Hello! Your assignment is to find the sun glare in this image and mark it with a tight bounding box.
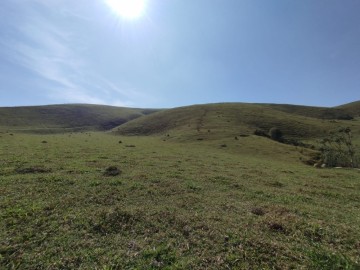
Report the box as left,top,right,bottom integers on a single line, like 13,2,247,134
105,0,146,20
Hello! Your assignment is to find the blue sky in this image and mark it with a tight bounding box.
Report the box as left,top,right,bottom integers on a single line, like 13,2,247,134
0,0,359,108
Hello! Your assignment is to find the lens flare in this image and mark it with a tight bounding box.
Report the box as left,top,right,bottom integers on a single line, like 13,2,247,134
105,0,146,20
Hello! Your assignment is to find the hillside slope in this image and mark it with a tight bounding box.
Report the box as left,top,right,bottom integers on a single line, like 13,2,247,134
114,103,360,141
1,101,359,138
337,100,360,117
264,103,354,120
0,104,158,133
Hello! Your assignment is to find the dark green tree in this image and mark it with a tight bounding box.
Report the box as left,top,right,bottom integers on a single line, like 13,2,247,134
320,127,357,168
269,127,283,142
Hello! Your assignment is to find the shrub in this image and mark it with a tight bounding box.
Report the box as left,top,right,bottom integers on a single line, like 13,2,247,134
269,127,283,141
320,127,358,168
254,129,269,138
336,114,353,120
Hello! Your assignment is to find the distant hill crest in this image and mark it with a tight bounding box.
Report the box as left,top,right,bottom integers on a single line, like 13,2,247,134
0,101,359,137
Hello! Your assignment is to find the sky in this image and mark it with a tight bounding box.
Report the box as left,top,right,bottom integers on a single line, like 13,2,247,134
0,0,359,108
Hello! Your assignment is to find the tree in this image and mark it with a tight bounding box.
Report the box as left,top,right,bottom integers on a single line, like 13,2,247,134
269,127,283,142
320,127,357,168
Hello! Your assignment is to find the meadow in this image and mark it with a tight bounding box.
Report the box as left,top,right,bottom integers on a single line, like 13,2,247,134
1,131,359,269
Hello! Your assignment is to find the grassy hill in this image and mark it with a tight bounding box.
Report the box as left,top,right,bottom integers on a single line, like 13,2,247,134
114,102,360,142
1,101,360,268
0,104,159,133
264,103,354,120
1,101,359,138
337,100,360,117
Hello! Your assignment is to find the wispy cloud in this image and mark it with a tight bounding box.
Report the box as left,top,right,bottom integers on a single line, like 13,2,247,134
3,0,150,106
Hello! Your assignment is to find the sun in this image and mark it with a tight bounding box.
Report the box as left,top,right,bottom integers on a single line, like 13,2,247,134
105,0,147,20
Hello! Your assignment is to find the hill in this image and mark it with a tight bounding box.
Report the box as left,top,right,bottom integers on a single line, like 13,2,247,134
1,101,359,139
0,104,158,133
113,102,360,141
263,103,354,120
337,100,360,117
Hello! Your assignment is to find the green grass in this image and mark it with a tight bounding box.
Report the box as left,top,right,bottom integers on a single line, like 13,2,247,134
1,132,360,269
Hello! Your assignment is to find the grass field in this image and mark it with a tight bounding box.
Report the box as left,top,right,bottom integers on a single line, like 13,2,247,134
1,131,360,269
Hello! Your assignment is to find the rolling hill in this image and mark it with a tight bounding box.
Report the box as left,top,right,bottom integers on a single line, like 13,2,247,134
337,100,360,117
263,103,354,120
0,104,159,133
0,101,359,140
113,102,360,141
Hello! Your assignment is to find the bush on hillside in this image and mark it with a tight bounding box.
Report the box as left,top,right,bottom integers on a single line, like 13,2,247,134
320,127,358,168
284,138,314,149
269,127,283,142
336,114,353,120
254,129,269,138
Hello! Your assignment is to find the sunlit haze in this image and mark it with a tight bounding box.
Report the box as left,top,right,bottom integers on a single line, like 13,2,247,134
105,0,146,20
0,0,359,108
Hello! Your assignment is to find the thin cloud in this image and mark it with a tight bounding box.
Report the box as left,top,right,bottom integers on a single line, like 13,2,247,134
3,1,144,106
98,77,157,104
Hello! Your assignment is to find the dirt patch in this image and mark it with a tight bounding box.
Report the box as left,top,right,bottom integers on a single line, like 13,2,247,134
103,166,121,176
251,207,266,216
268,222,286,233
16,166,52,174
